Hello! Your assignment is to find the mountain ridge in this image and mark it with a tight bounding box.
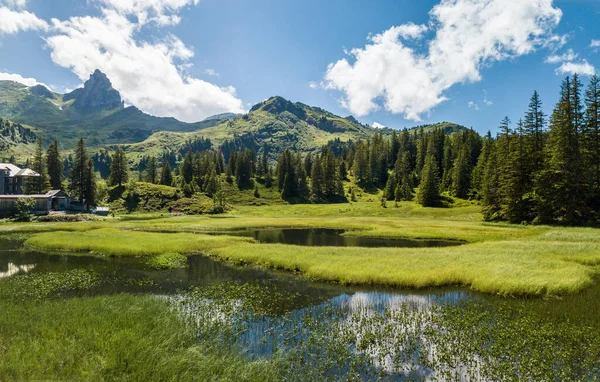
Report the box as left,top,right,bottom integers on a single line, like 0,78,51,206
0,70,470,162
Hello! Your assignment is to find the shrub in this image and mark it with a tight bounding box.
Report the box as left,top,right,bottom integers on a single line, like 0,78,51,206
14,197,35,222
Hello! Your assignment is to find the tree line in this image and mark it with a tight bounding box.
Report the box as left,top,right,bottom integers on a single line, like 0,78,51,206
17,73,600,224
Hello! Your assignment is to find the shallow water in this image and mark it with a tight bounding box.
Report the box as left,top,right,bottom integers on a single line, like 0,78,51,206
209,228,463,248
1,238,599,380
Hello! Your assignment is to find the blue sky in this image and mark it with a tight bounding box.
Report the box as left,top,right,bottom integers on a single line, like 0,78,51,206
0,0,599,134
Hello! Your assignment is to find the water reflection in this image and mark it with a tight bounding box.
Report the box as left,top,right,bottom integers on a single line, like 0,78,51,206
210,228,464,248
0,263,35,279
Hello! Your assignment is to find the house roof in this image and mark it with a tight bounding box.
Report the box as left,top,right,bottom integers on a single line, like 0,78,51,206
0,163,39,177
0,190,68,199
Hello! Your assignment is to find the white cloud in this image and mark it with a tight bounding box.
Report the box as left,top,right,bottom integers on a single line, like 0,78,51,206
44,3,244,122
0,6,48,34
0,71,43,86
372,122,385,129
556,60,596,76
323,0,562,121
1,0,27,8
545,48,577,63
99,0,199,25
591,40,600,48
468,101,479,111
205,68,219,76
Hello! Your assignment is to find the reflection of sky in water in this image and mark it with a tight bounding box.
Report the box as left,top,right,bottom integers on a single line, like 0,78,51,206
235,290,473,378
0,263,35,279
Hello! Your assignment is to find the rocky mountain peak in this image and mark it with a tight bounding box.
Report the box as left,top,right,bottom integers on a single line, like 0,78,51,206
65,69,124,112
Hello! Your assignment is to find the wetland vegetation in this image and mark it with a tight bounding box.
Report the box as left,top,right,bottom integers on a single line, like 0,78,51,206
1,228,600,380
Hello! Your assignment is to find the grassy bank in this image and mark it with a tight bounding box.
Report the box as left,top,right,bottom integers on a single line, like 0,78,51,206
13,202,600,296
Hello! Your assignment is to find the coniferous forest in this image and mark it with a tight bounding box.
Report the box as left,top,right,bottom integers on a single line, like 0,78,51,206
15,74,600,227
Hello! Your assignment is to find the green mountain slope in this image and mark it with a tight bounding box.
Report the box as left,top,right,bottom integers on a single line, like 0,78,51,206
0,70,223,148
119,96,381,160
1,70,470,163
0,118,38,161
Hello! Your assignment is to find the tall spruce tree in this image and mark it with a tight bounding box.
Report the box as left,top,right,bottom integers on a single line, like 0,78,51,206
26,138,50,194
145,156,158,184
417,141,440,207
109,148,129,187
84,159,97,210
69,138,96,209
160,159,173,186
584,75,600,211
46,139,63,190
310,155,325,200
182,152,194,184
481,142,502,221
537,76,587,224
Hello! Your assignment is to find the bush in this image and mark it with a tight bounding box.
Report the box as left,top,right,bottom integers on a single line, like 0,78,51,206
36,214,103,223
14,197,35,222
146,253,188,269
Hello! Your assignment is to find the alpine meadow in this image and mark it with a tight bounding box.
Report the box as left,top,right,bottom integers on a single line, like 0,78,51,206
1,0,600,380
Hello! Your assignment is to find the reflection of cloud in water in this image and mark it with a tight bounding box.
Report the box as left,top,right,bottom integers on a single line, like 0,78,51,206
239,291,471,364
0,263,35,279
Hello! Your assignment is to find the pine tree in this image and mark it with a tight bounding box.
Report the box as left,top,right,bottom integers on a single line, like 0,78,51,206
536,76,587,224
417,141,440,207
502,119,530,223
69,138,89,204
384,173,397,200
145,156,158,184
84,158,97,210
160,160,173,186
481,143,502,221
25,138,50,194
277,149,297,197
265,167,273,188
296,155,310,200
310,155,325,200
203,169,219,197
396,174,413,201
524,91,546,175
451,144,471,199
109,148,129,187
182,152,194,184
46,139,63,190
235,150,253,189
584,75,600,211
352,141,371,186
471,132,492,199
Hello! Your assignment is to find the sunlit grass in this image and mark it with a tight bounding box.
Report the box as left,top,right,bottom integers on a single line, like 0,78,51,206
25,228,252,257
0,295,279,380
7,198,600,296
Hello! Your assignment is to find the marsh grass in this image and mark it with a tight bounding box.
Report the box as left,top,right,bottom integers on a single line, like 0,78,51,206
0,295,280,381
25,228,252,257
146,252,188,269
9,202,600,296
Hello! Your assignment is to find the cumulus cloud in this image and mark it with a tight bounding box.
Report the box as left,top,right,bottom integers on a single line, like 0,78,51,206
323,0,563,121
0,6,48,34
0,71,43,86
591,40,600,48
468,101,479,111
43,1,244,122
545,49,577,64
205,68,219,77
1,0,27,8
372,122,385,129
556,60,596,76
98,0,200,25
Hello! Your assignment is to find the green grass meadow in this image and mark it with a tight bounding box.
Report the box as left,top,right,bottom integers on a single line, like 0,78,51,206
8,199,600,296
